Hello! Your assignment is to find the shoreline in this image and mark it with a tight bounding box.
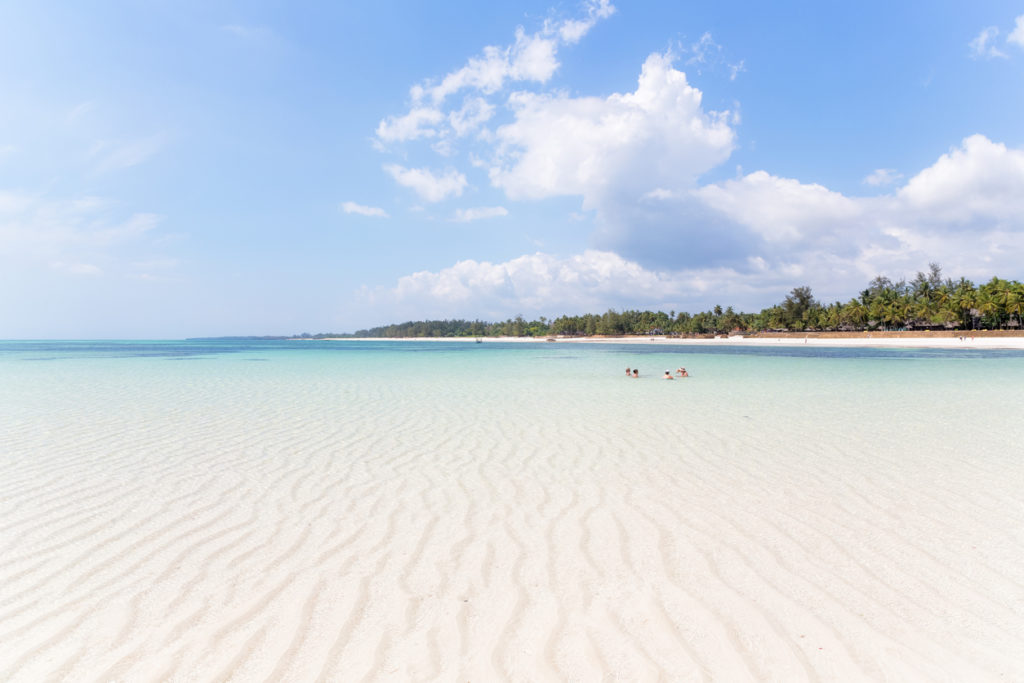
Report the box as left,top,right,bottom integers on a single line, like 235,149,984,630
313,332,1024,350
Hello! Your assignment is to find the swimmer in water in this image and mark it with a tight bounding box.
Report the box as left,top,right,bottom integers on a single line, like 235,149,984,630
676,367,689,377
663,370,674,379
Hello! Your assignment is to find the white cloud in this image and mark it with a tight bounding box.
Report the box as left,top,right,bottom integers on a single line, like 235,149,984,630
366,248,835,322
508,28,559,82
969,26,1007,59
896,134,1024,225
377,1,615,154
448,97,495,137
555,0,615,44
687,33,720,66
416,45,513,106
1008,15,1024,48
453,206,508,222
384,164,467,202
366,7,1024,318
695,171,861,243
642,135,1024,287
489,52,735,207
642,188,677,201
378,250,688,315
863,168,903,186
368,135,1024,319
375,107,444,143
341,201,389,218
683,32,742,78
412,2,614,106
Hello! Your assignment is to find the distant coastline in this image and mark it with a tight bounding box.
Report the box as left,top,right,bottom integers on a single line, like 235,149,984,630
291,268,1023,341
311,330,1024,350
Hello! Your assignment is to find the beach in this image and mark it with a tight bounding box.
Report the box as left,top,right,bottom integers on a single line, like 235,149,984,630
2,339,1023,681
330,332,1024,350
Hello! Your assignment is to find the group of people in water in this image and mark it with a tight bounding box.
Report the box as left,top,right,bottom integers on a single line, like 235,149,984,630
626,367,689,379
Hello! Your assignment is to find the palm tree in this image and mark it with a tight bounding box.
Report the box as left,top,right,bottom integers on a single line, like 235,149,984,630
1004,283,1024,329
913,298,936,328
992,278,1020,330
975,288,1000,329
952,287,978,330
843,299,868,330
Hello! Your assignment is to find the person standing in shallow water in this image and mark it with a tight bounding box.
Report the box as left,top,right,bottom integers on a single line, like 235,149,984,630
676,367,689,377
626,367,632,377
632,369,639,378
663,370,675,379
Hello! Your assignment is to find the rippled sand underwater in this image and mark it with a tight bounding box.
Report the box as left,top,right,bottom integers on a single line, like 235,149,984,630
2,340,1023,681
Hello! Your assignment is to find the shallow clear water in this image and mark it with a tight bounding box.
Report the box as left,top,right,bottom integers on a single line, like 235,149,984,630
2,340,1023,680
4,339,1022,462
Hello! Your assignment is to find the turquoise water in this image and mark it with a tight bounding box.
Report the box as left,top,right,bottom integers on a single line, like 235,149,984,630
2,340,1023,680
3,339,1022,456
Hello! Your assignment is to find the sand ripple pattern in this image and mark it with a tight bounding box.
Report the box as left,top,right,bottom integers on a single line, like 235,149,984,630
1,351,1024,681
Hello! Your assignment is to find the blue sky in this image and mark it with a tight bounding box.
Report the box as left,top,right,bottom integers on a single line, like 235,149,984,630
2,1,1023,337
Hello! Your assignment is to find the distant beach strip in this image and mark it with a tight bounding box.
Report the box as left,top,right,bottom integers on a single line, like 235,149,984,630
316,331,1024,350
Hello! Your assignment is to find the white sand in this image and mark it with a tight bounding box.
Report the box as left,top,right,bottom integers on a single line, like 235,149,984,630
332,334,1024,350
570,334,1024,350
2,345,1023,681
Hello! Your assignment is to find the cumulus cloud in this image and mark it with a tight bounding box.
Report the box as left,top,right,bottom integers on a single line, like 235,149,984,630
448,97,496,137
366,5,1024,320
489,52,735,207
341,201,389,218
969,26,1007,59
364,247,860,321
694,172,861,244
1010,16,1024,47
453,206,508,222
555,0,615,44
372,134,1024,319
376,0,615,152
672,136,1022,285
863,168,903,186
896,135,1024,225
384,164,467,202
371,250,693,319
597,133,1024,278
411,1,613,106
375,107,444,143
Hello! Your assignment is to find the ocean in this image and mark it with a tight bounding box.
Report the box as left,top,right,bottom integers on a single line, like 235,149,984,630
2,339,1023,680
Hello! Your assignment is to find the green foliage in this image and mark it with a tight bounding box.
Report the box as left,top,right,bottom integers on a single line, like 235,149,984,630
308,265,1023,337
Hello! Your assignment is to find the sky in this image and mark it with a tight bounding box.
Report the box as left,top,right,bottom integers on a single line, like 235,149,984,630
1,1,1023,338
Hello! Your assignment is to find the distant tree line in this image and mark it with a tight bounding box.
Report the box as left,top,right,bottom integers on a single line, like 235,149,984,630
300,265,1023,338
